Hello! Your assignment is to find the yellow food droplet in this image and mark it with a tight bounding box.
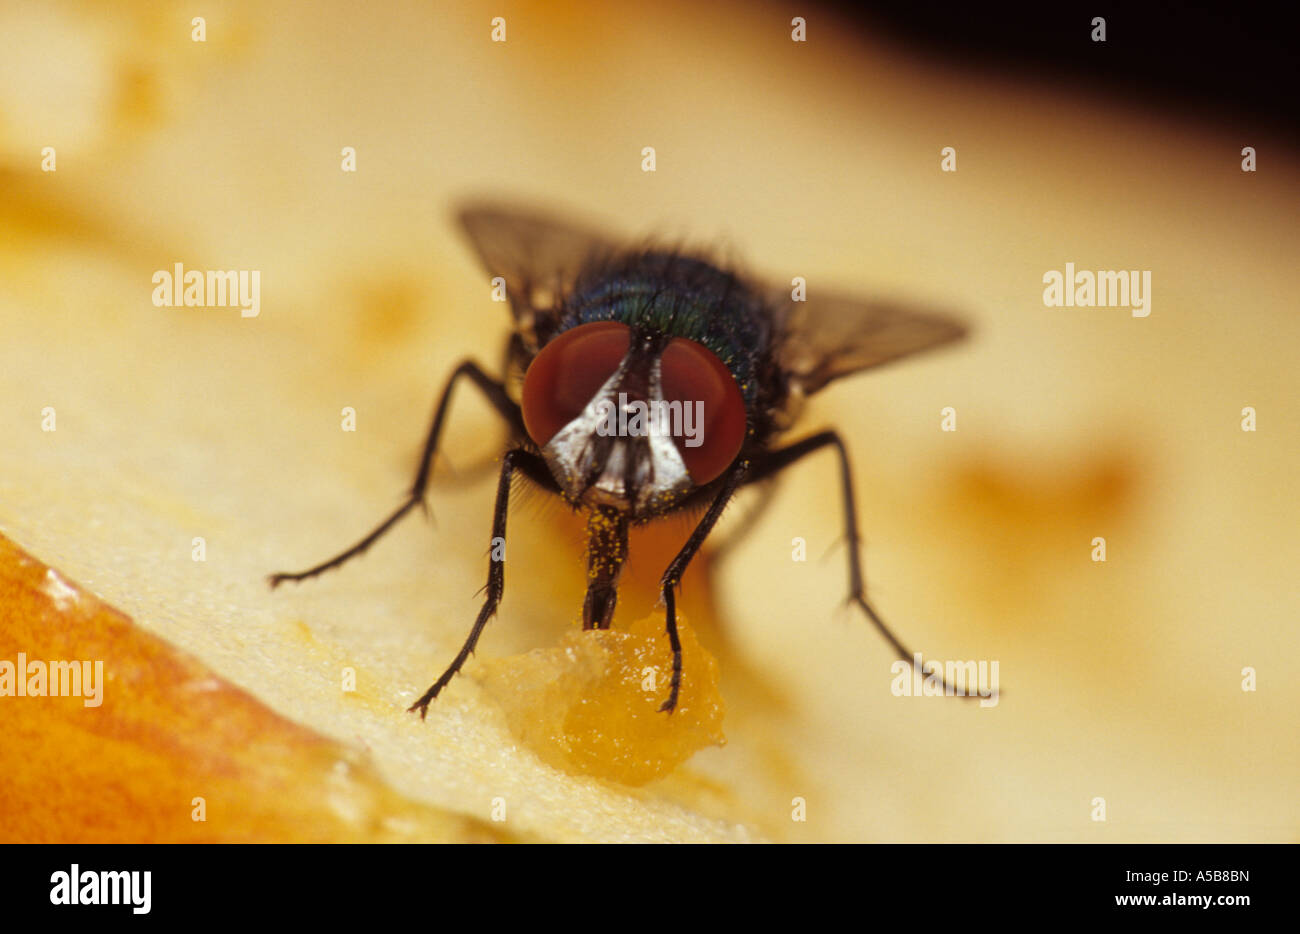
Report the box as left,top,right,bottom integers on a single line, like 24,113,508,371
476,614,725,786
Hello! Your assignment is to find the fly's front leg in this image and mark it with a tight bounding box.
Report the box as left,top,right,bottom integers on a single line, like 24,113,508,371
658,459,749,714
408,447,548,718
268,360,522,588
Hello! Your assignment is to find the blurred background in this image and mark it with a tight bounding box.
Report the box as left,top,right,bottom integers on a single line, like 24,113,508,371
1,0,1296,842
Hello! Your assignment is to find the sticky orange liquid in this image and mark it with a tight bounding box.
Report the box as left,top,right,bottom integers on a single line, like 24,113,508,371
476,613,725,786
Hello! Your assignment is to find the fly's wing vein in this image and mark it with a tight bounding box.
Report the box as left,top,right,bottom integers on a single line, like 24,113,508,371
457,203,622,340
773,289,968,395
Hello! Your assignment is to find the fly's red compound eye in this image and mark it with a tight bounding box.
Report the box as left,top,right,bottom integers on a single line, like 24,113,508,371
522,321,631,447
659,337,746,486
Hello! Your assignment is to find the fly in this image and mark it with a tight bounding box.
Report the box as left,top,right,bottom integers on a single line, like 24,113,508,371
269,203,978,717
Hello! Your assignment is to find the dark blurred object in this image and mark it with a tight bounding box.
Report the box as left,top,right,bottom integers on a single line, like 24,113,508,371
808,1,1298,140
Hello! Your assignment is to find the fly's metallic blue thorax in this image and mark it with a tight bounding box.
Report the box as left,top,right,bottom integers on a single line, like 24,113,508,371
555,252,774,409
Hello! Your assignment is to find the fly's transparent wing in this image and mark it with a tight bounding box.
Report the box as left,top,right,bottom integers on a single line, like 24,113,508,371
774,290,968,395
457,203,623,341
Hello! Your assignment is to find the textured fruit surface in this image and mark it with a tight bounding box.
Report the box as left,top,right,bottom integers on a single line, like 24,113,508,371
0,533,507,843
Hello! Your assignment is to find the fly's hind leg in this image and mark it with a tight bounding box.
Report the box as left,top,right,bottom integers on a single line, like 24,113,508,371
746,431,994,702
267,361,523,588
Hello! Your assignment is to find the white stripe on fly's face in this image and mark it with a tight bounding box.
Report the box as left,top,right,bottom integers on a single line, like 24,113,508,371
541,354,693,515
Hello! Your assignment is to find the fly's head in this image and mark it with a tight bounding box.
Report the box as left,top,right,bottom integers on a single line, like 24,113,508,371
520,321,748,518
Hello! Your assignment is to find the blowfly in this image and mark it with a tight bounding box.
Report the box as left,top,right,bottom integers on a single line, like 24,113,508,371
270,204,973,717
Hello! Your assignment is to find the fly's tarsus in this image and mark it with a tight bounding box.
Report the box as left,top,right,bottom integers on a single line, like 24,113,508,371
655,458,749,714
265,361,516,588
747,430,991,701
409,448,549,717
266,497,423,588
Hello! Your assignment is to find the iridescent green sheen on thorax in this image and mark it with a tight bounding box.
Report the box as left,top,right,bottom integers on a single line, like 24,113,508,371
559,252,774,410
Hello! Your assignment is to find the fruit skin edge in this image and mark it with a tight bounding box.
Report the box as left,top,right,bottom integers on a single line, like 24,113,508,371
0,531,510,844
